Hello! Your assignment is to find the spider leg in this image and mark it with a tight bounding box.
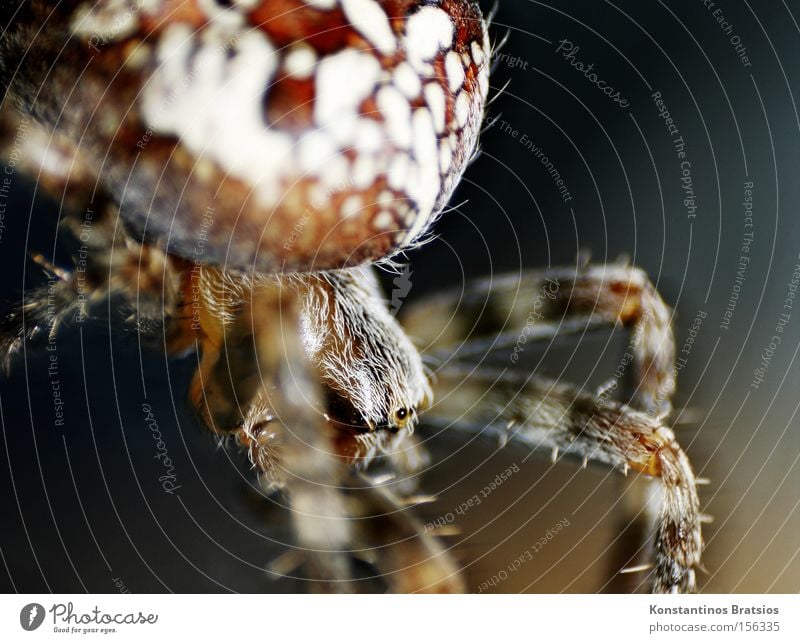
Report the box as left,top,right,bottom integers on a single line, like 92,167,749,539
0,203,185,368
423,365,701,593
403,262,687,591
343,473,465,593
402,262,675,417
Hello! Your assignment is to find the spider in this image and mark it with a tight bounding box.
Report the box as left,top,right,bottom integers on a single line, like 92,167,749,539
0,0,702,593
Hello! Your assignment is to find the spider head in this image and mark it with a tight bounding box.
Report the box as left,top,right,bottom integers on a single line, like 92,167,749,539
321,357,429,436
304,266,433,437
324,388,420,435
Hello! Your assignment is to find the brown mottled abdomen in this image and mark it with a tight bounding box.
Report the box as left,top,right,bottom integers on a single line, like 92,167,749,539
5,0,489,272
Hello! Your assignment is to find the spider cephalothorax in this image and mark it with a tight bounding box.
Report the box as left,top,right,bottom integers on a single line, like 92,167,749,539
1,0,703,593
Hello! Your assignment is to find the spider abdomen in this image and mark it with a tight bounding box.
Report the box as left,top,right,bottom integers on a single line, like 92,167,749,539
4,0,489,272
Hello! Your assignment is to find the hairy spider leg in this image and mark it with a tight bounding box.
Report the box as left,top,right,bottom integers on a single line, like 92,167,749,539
402,264,702,593
403,263,676,418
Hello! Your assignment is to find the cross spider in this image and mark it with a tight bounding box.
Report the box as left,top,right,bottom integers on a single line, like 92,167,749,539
0,0,702,593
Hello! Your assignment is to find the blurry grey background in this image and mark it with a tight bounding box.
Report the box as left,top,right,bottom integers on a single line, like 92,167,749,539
1,0,799,593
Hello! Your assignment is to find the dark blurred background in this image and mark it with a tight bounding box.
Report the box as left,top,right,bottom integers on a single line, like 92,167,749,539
1,0,799,593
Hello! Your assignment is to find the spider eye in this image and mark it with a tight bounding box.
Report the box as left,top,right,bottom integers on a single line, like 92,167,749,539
392,407,414,429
